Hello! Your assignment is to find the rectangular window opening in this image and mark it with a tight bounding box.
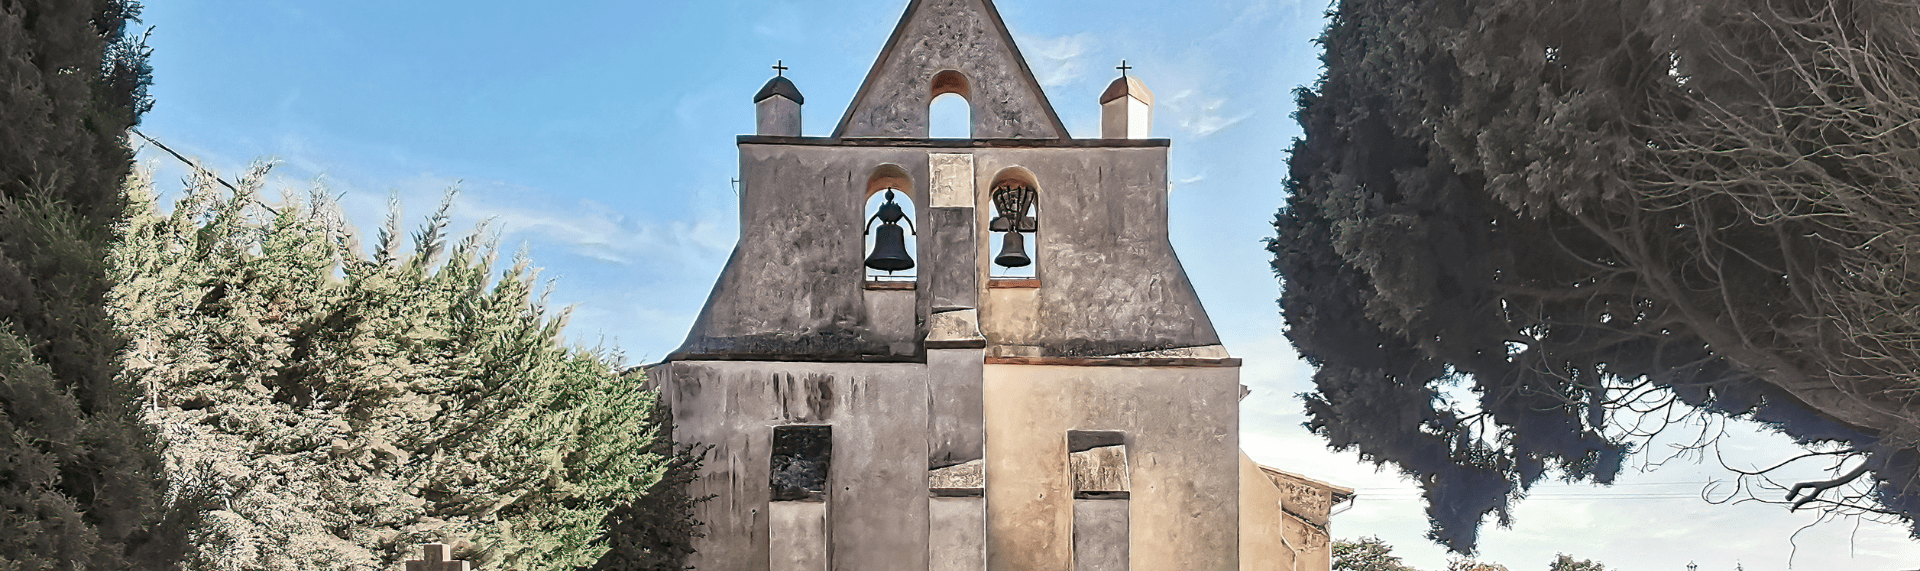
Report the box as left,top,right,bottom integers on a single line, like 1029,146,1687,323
771,425,832,502
1068,430,1129,571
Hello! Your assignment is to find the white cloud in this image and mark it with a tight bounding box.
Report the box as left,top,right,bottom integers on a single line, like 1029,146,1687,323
1202,0,1283,44
297,167,734,278
752,1,805,40
449,191,733,271
1013,32,1096,88
1161,88,1252,138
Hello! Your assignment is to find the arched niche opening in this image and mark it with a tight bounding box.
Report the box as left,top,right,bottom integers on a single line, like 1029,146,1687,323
864,164,918,282
929,70,972,139
987,167,1039,279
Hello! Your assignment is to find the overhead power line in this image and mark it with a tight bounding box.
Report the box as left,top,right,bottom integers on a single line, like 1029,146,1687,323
130,128,276,215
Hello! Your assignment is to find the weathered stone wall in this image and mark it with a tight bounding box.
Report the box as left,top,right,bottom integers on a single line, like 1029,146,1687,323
659,1,1357,569
835,0,1067,138
928,348,986,469
678,140,1220,360
1072,499,1130,571
653,360,932,571
1240,452,1348,571
1240,452,1298,571
968,146,1220,356
983,363,1241,571
930,496,987,571
674,145,934,359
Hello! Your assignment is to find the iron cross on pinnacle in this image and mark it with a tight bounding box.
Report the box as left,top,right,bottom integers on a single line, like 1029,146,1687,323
1117,60,1132,77
773,60,788,76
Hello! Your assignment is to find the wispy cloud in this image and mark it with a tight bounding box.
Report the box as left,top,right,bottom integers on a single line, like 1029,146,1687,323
451,191,733,270
1161,89,1253,138
309,170,734,275
1014,32,1096,87
1202,0,1294,45
752,0,804,40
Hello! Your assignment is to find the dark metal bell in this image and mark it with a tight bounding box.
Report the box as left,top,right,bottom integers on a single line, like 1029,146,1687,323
994,230,1031,268
865,222,915,272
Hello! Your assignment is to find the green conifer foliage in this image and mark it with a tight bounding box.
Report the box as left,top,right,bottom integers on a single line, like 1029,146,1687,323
0,0,170,567
1547,554,1604,571
590,389,707,571
110,165,697,570
1277,0,1920,552
1333,536,1419,571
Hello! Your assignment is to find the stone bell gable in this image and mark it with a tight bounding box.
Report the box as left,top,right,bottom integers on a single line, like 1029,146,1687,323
835,0,1067,139
650,1,1350,570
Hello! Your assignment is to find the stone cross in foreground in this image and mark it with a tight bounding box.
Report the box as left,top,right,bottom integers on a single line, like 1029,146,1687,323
404,543,469,571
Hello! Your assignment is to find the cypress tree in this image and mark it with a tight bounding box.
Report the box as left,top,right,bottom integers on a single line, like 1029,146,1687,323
1277,0,1920,550
590,388,706,571
0,0,172,567
110,165,696,570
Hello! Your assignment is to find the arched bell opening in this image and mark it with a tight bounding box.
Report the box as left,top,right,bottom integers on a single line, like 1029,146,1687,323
929,70,972,139
986,167,1039,280
864,164,918,282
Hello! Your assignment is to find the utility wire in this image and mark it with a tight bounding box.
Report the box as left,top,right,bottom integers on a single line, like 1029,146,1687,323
1359,492,1720,499
130,127,278,215
1351,481,1717,490
131,128,234,193
1350,481,1732,502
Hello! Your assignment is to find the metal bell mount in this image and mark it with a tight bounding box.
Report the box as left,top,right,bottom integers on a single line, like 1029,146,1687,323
864,190,916,273
989,182,1037,268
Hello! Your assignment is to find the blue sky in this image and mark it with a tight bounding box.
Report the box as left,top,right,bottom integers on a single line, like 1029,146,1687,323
133,1,1920,569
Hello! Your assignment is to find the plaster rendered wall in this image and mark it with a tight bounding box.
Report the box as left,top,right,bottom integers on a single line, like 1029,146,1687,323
983,363,1241,571
1072,499,1130,571
676,145,934,359
1265,469,1339,571
1240,451,1298,571
864,288,918,356
1291,524,1331,571
758,96,802,137
835,0,1066,139
924,203,980,312
1100,96,1151,139
928,348,986,468
670,137,1234,569
970,146,1220,356
771,501,828,571
930,496,987,571
683,142,1218,360
654,360,931,571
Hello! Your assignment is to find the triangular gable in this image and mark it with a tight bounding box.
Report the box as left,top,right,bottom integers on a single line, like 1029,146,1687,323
833,0,1069,139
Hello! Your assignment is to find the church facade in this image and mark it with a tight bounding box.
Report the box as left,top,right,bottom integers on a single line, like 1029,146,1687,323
646,1,1351,569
